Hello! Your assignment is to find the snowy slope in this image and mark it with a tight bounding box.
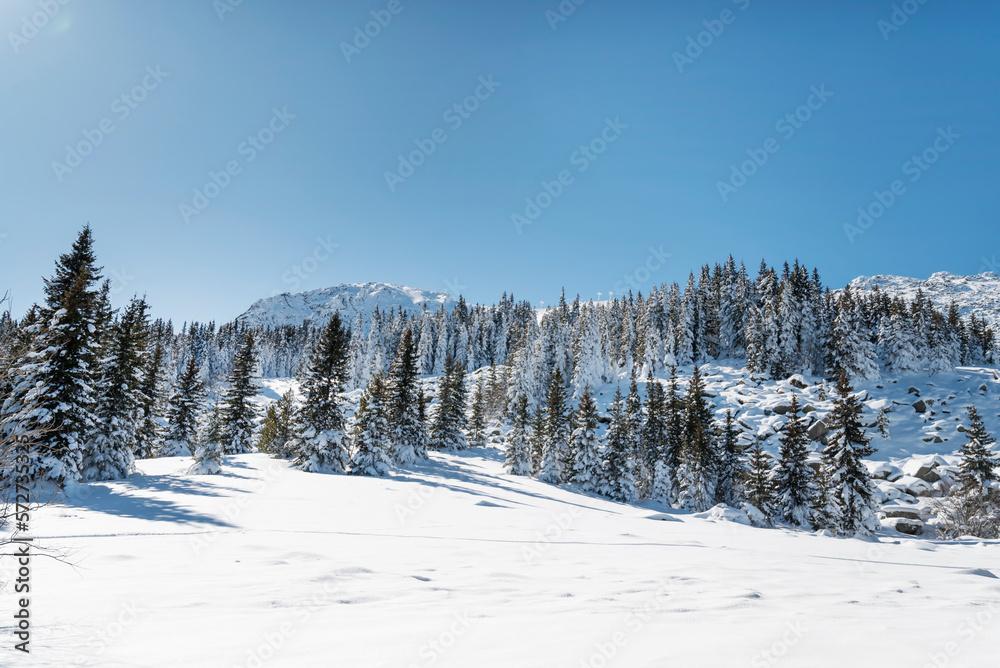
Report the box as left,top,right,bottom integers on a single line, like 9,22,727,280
236,282,455,329
850,271,1000,330
4,451,999,668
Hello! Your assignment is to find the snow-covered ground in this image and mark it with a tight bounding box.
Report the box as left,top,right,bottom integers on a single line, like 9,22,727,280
3,447,1000,668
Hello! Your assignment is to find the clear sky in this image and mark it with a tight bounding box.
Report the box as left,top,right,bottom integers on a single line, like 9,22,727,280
2,0,998,324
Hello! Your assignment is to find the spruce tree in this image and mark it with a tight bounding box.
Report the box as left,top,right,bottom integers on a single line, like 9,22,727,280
188,401,224,475
82,297,150,482
661,365,684,501
823,374,879,536
220,330,260,455
529,403,547,475
677,367,717,511
504,394,532,476
539,367,570,483
162,356,204,456
259,390,294,458
430,355,468,451
744,440,775,519
639,371,667,497
468,376,487,448
714,409,745,507
291,314,350,472
955,405,1000,492
386,327,426,465
134,340,167,460
600,387,637,502
771,395,815,527
350,375,392,477
569,386,602,491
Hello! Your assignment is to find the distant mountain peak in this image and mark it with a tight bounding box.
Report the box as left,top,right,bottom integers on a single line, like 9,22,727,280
236,282,455,329
849,272,1000,330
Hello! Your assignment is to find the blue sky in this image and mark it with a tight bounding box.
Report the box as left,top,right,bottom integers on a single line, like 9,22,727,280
2,0,998,324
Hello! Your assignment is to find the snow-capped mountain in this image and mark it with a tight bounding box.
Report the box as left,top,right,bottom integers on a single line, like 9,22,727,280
849,271,1000,330
236,282,456,329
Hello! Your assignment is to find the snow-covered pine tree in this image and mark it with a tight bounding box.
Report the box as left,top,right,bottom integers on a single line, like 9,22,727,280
504,393,532,476
188,402,224,475
624,373,643,474
744,440,775,520
386,327,427,465
349,375,392,477
529,403,546,475
827,288,879,381
82,296,151,482
429,355,468,450
676,366,717,511
771,395,815,527
292,313,351,473
661,365,684,501
638,371,667,497
259,390,295,458
539,367,570,483
823,374,880,536
133,339,167,460
955,405,1000,492
714,409,745,507
1,227,104,485
569,385,602,491
219,330,260,455
468,376,487,448
600,387,637,502
161,356,204,456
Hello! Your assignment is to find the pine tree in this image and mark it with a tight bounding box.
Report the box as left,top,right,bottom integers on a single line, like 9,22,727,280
823,374,879,536
291,314,351,472
714,409,745,507
386,327,426,465
188,401,224,475
639,371,667,497
468,376,487,448
430,356,468,450
220,331,260,455
955,405,1000,492
1,227,104,485
162,356,204,456
744,441,775,519
82,297,150,482
349,376,392,477
810,464,839,532
771,395,815,527
600,387,637,502
529,403,547,475
569,386,602,491
134,340,167,460
259,390,295,458
677,367,717,511
539,367,570,483
504,394,532,476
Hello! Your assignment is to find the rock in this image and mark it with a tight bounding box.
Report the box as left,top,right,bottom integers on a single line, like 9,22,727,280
885,518,924,536
789,375,808,389
979,384,989,393
802,404,816,413
867,462,902,481
806,460,823,472
957,424,967,433
908,386,921,396
933,436,944,444
882,505,922,520
893,475,933,497
912,399,927,413
806,419,829,441
772,404,792,415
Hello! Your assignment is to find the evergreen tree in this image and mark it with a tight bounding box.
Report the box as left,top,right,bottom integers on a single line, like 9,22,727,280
600,387,637,502
539,367,571,483
810,464,839,532
529,403,547,475
349,376,392,477
744,440,775,519
162,356,204,456
955,405,1000,492
676,367,717,511
569,386,602,491
468,376,487,448
220,331,260,455
82,297,150,482
259,390,295,458
504,394,532,476
823,374,879,535
292,314,351,472
188,401,224,475
771,395,815,527
134,339,167,460
714,409,745,507
639,372,667,497
430,356,468,450
386,327,426,465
